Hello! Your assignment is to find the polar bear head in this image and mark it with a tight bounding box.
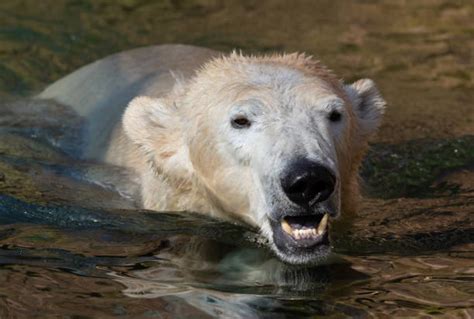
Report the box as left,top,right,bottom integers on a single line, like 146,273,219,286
123,53,385,265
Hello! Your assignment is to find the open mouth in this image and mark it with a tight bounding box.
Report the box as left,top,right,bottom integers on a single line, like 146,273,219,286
279,213,330,247
269,211,332,264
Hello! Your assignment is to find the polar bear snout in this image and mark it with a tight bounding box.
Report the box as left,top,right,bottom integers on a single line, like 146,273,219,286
281,159,336,208
265,158,339,265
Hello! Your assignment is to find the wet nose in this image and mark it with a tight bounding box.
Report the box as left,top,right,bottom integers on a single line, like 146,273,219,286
281,159,336,206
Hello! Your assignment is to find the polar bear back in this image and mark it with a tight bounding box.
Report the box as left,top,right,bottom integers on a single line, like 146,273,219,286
38,44,219,159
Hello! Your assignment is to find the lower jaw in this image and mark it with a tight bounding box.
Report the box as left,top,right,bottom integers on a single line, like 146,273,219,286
271,230,332,265
273,242,332,266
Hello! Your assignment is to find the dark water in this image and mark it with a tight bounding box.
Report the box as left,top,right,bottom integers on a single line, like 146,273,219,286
0,1,473,318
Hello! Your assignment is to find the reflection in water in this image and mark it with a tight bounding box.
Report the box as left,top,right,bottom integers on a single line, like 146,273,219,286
110,251,474,318
0,0,473,318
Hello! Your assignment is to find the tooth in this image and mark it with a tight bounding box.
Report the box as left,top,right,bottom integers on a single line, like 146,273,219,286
281,219,293,235
312,229,317,236
317,214,329,235
294,230,300,240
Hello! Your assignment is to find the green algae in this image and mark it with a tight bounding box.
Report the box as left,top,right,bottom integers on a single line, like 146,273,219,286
363,135,474,198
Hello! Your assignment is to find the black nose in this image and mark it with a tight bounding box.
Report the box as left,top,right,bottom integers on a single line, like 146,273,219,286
281,159,336,206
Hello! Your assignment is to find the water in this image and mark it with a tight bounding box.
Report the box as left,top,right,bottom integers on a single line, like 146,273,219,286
0,0,473,317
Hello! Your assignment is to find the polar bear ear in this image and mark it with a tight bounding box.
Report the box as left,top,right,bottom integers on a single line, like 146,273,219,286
123,96,176,150
344,79,386,137
123,96,192,176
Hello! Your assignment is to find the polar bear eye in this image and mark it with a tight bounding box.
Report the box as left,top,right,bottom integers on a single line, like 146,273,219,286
328,110,342,122
231,116,251,129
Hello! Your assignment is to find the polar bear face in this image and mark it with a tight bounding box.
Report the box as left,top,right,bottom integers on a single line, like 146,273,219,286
123,53,385,265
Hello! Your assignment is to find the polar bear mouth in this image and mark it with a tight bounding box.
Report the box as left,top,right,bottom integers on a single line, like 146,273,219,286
280,213,329,246
270,213,331,264
281,214,329,241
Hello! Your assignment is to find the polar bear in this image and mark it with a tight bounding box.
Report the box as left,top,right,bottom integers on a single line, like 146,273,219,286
39,44,385,265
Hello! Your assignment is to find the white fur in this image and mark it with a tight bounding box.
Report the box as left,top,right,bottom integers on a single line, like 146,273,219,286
115,53,386,263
